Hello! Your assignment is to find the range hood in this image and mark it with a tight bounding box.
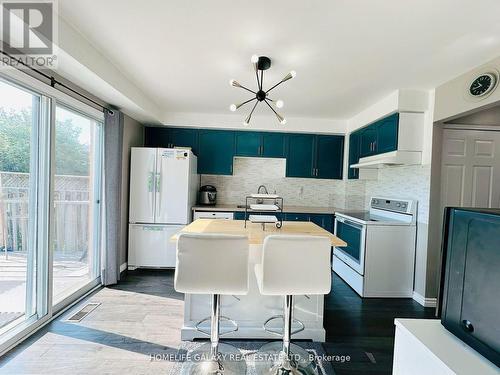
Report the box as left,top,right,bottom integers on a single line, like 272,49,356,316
350,150,422,169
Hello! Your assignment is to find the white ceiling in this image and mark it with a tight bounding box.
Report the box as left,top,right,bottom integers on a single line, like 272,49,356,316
58,0,500,120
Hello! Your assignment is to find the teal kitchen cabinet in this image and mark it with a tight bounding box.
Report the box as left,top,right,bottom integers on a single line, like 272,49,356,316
262,132,286,158
286,134,344,179
310,214,334,233
348,130,361,179
235,131,261,157
315,135,344,179
197,130,235,175
235,131,286,158
358,113,399,158
286,134,316,178
376,113,399,154
284,212,310,222
144,127,171,148
359,126,378,158
144,127,199,154
169,128,199,155
234,212,246,220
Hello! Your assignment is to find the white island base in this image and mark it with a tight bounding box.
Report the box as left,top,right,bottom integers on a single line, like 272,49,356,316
181,244,326,342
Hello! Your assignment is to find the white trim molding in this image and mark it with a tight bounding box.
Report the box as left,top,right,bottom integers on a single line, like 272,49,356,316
120,262,128,273
413,291,437,308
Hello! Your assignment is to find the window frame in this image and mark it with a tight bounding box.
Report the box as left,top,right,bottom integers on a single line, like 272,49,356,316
0,68,105,355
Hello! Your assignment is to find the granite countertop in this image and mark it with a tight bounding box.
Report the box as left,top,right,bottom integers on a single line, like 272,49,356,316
192,204,342,215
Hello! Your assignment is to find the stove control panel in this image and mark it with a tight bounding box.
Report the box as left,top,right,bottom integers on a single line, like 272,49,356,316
370,198,413,214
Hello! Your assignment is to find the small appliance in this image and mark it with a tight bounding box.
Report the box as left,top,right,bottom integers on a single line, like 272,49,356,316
199,185,217,205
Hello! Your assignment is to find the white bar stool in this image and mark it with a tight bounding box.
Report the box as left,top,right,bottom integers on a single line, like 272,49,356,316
175,233,249,375
254,235,332,375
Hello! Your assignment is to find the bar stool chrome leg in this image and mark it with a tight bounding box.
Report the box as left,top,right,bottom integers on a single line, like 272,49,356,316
254,296,318,375
180,294,247,375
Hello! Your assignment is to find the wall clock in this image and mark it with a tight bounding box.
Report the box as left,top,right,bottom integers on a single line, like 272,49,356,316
469,72,498,98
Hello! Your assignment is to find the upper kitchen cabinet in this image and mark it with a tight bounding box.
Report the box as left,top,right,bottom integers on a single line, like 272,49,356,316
235,131,286,158
375,113,399,154
144,127,199,154
261,132,286,157
286,134,344,179
348,130,361,179
169,128,199,155
315,135,344,179
197,130,235,175
235,131,261,157
359,113,399,158
144,126,171,148
286,134,316,178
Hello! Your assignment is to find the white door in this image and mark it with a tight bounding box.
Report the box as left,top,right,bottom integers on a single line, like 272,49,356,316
441,129,500,209
128,224,183,268
129,148,156,223
155,149,190,224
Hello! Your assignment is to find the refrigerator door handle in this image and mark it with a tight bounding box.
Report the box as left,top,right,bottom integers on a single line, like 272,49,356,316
155,172,161,220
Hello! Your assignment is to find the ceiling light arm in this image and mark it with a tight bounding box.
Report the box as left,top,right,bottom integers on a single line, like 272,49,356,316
236,84,257,95
260,70,264,91
237,97,257,109
264,99,283,120
266,80,286,94
245,100,259,124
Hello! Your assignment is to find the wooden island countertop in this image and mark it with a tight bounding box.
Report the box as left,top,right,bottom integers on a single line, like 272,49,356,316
171,219,347,247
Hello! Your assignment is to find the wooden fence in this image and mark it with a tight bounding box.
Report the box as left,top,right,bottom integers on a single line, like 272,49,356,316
0,172,90,255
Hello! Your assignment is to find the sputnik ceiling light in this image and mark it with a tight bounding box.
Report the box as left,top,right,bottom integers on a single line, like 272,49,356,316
229,55,296,126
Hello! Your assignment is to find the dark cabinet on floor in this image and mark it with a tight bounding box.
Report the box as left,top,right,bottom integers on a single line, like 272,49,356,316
286,134,344,179
197,130,235,175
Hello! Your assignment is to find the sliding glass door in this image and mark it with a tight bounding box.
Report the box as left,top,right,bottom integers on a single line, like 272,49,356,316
52,105,102,305
0,79,40,333
0,72,104,352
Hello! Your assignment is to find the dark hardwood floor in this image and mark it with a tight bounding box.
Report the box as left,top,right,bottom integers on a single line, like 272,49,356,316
324,273,436,375
0,269,436,374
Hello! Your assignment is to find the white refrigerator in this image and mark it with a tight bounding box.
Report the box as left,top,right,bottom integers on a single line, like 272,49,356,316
128,147,198,269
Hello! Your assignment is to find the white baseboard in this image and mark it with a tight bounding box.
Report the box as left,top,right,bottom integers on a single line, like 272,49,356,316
120,262,128,273
413,291,437,307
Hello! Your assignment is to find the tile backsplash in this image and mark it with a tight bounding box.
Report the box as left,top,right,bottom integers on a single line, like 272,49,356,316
200,157,350,208
201,157,430,217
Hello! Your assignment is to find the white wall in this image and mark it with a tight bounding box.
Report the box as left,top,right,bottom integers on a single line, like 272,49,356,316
162,112,347,134
120,115,144,267
434,55,500,123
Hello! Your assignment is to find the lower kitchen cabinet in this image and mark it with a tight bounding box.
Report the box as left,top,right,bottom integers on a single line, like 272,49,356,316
233,211,333,233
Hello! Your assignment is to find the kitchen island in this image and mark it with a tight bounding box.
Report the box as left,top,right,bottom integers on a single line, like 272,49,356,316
171,219,346,342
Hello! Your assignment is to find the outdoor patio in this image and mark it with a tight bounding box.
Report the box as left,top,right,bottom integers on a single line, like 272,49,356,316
0,251,92,329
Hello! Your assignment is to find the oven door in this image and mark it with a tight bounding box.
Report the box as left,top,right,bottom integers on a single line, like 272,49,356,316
333,216,366,275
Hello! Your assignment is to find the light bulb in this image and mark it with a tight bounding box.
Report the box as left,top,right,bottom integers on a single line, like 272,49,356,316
243,120,250,127
290,70,297,78
251,55,259,63
280,118,287,125
229,79,240,87
276,100,284,109
229,104,237,112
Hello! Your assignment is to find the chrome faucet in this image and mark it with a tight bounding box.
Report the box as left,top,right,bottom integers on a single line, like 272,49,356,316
256,185,268,204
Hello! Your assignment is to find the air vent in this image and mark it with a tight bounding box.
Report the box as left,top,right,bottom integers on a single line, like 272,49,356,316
66,302,100,322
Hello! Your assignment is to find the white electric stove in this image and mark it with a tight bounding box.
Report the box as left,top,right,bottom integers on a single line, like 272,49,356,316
333,197,417,298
